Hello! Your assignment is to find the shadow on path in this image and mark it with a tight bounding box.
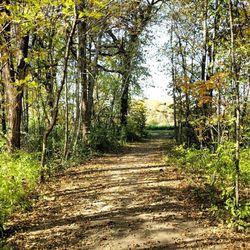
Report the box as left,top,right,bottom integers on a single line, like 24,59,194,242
5,133,249,249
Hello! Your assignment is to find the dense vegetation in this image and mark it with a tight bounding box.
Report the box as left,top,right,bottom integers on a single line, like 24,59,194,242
0,0,249,235
163,0,250,229
0,0,162,231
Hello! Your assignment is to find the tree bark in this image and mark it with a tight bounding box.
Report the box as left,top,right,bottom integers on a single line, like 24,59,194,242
23,87,29,133
78,1,89,140
40,12,77,178
0,83,7,134
63,76,69,161
2,34,29,151
170,23,178,143
228,0,240,208
0,1,30,151
120,62,130,126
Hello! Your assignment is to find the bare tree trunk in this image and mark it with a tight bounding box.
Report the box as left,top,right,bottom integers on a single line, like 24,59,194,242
23,87,29,133
241,75,250,130
120,34,138,127
0,2,30,151
109,94,116,129
120,71,130,126
200,0,211,147
2,34,29,151
177,37,190,146
0,83,7,134
78,1,89,140
71,25,82,152
73,66,82,152
41,12,77,180
228,0,240,208
87,36,100,130
217,88,222,144
209,0,219,147
107,24,139,129
178,91,183,145
170,24,178,143
63,76,69,160
201,0,208,83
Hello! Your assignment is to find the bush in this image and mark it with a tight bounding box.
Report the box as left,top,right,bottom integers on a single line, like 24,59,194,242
0,151,40,230
173,143,250,229
126,100,147,141
89,124,120,152
146,124,174,130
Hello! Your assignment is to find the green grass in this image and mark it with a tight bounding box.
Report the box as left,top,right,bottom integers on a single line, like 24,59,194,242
146,124,174,130
0,151,40,231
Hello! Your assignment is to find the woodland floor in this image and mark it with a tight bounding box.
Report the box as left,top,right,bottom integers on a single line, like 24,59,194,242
5,131,250,249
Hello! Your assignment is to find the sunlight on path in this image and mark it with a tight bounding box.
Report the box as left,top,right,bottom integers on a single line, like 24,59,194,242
6,135,249,249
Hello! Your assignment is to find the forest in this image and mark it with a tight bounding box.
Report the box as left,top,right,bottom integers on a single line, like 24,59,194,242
0,0,249,248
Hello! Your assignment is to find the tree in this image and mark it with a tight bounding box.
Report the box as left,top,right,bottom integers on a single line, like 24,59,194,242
1,1,30,151
40,3,77,175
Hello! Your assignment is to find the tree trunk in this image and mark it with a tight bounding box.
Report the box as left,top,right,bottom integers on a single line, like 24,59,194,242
2,34,29,151
177,37,190,146
73,66,81,152
120,73,130,126
228,0,240,208
78,1,89,140
201,0,211,146
40,12,77,179
0,2,30,151
170,24,178,143
0,83,7,134
63,76,69,161
120,34,138,127
87,37,100,130
23,87,29,133
201,0,208,83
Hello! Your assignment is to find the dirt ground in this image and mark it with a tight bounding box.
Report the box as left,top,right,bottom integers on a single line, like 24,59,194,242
5,132,250,249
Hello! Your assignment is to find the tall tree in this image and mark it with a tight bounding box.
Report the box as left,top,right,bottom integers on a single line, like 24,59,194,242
40,3,77,174
1,1,29,151
228,0,240,208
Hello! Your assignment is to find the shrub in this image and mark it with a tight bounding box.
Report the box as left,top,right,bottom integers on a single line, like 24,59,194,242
0,151,40,230
89,124,120,152
173,143,250,229
126,100,147,141
146,124,174,130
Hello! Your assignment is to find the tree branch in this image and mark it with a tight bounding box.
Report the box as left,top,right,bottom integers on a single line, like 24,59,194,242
97,64,122,75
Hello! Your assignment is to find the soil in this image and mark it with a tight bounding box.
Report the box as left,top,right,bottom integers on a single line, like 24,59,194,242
5,131,250,249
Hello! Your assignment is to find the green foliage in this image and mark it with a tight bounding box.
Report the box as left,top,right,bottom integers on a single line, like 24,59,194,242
0,151,40,229
126,100,147,141
69,142,90,165
47,125,66,158
175,142,250,185
89,125,121,152
173,143,250,229
146,125,174,130
21,125,43,153
239,148,250,185
225,198,250,231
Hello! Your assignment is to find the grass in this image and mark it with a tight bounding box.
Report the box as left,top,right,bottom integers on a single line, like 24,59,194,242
145,124,174,130
0,151,40,232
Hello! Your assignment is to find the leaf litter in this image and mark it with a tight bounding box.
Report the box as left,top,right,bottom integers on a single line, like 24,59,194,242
5,136,250,249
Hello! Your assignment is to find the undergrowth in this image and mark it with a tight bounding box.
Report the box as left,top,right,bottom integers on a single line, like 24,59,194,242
0,151,40,234
165,142,250,231
0,114,147,239
146,124,174,130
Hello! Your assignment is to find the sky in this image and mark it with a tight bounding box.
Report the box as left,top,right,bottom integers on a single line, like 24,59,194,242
139,22,172,103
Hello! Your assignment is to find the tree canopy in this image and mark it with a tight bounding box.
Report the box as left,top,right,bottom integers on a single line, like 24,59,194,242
0,0,249,235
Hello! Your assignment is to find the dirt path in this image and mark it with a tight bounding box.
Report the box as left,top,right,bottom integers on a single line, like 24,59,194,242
6,133,249,249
